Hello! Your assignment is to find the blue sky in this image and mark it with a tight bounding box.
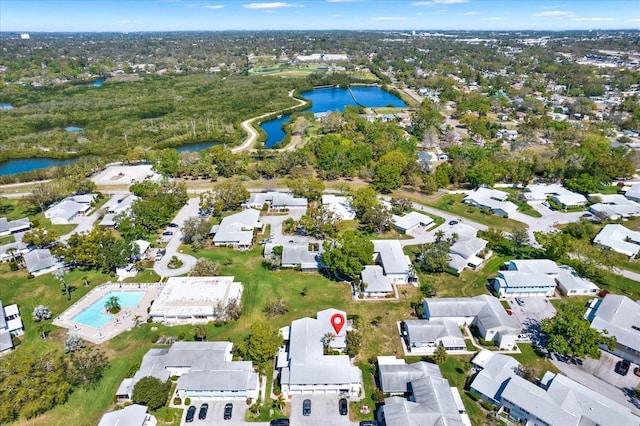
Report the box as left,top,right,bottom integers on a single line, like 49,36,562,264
1,0,639,32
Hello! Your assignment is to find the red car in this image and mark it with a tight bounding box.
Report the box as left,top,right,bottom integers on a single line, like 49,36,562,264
634,367,640,377
506,310,513,316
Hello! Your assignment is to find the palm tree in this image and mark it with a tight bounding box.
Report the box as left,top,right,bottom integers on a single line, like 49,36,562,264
54,268,71,301
82,275,90,287
322,332,335,355
434,230,445,243
104,295,121,314
449,232,459,245
273,394,286,412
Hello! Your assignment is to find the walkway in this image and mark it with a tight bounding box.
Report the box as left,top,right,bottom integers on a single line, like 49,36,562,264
231,90,308,153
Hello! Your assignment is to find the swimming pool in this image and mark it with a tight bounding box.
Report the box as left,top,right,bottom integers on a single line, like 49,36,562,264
73,291,145,329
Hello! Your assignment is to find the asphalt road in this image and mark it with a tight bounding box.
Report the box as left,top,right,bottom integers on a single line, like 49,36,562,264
153,197,199,277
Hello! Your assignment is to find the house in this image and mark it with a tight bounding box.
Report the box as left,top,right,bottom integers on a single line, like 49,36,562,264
593,224,640,257
149,276,243,325
280,243,321,271
493,259,561,297
98,213,117,228
589,294,640,364
133,240,151,260
277,308,362,397
422,295,519,350
497,129,518,141
622,184,640,202
0,217,31,236
98,404,155,426
446,224,488,273
372,240,415,285
377,356,469,426
555,269,599,296
401,319,466,354
360,265,393,297
244,191,307,210
589,194,640,220
521,183,587,208
0,241,30,262
321,194,355,220
44,194,96,224
392,211,433,233
0,301,24,354
116,342,259,401
212,209,262,249
470,350,639,426
106,194,139,215
463,188,517,217
23,248,60,276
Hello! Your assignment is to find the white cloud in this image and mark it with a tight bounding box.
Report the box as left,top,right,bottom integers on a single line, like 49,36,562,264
570,17,614,21
331,14,343,17
504,11,511,15
115,20,142,24
412,0,470,6
203,5,224,9
480,17,507,21
532,10,575,18
629,18,640,22
370,16,411,21
460,11,478,16
243,2,302,9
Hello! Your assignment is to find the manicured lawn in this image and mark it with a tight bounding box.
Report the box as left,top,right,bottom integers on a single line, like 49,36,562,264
512,343,559,376
0,198,76,235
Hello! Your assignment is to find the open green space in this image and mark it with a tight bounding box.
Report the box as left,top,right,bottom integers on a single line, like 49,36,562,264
1,197,76,236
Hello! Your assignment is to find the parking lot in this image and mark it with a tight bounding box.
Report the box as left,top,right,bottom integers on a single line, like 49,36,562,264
289,396,359,426
507,297,557,338
181,400,265,426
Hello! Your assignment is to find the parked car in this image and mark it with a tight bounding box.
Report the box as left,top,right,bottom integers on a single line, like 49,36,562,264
185,405,196,423
269,419,290,426
155,252,163,261
302,399,311,416
634,367,640,377
162,230,174,236
360,421,378,426
198,403,209,420
515,297,525,306
168,222,179,228
516,334,530,341
223,403,233,420
615,360,630,376
448,220,458,225
339,398,348,415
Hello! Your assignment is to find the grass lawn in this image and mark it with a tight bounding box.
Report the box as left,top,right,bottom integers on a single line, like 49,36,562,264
512,343,559,376
1,198,76,235
397,192,527,233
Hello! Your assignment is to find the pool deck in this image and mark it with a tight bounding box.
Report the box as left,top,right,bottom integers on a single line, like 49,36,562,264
53,283,163,344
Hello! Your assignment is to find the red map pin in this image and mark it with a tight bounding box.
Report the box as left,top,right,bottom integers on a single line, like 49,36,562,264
330,313,345,335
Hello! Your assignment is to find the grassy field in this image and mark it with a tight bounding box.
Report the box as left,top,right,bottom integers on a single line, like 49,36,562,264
1,197,76,235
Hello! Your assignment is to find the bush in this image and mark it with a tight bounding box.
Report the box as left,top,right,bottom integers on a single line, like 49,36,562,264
184,397,191,406
132,376,172,411
173,397,182,405
9,262,18,271
151,335,159,343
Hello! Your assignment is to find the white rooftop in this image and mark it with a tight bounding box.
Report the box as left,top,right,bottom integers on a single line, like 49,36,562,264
321,194,355,220
373,240,411,275
594,224,640,257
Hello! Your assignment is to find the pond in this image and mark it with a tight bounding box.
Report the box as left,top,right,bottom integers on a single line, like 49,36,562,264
90,79,104,87
65,126,83,132
0,103,13,110
0,157,78,177
175,141,221,153
260,86,406,148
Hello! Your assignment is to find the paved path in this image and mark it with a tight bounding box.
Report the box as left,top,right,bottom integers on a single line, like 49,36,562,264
231,90,307,153
153,197,199,277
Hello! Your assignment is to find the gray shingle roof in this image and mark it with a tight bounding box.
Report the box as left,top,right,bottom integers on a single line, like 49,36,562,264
361,265,392,293
590,294,640,354
213,209,261,245
98,404,148,426
379,360,441,393
424,295,519,333
404,319,465,349
373,240,411,275
23,248,57,274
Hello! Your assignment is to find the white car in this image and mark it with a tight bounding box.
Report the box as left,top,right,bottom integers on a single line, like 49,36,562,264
516,334,531,341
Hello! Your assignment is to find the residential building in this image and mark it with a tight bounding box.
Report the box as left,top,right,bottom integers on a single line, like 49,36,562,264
377,356,469,426
623,184,640,202
493,259,561,297
589,194,640,220
463,187,517,217
23,248,60,276
0,217,31,236
211,209,262,249
149,276,243,325
555,269,599,296
116,342,259,401
0,301,24,353
0,241,30,262
401,319,466,354
244,191,307,210
133,239,151,260
422,295,519,350
106,194,139,215
520,184,586,207
281,243,321,271
446,224,489,273
277,308,362,397
594,224,640,257
44,194,96,224
98,404,155,426
372,240,415,285
470,350,639,426
321,194,355,220
392,211,433,233
360,265,393,297
295,53,349,62
497,129,518,141
589,294,640,364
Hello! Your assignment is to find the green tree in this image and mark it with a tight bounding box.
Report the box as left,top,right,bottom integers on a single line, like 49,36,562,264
181,217,211,245
246,321,283,363
418,241,451,273
345,330,362,358
104,296,121,314
286,177,325,202
194,324,207,341
200,180,249,212
297,206,339,239
509,229,530,258
372,151,408,193
21,228,58,248
351,187,392,233
189,258,221,276
322,231,374,280
433,344,448,364
541,303,615,360
67,348,108,389
65,228,136,272
132,376,172,411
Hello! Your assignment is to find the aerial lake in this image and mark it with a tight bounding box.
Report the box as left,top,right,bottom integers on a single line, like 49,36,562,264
175,141,220,153
260,86,406,148
0,103,13,110
0,158,78,177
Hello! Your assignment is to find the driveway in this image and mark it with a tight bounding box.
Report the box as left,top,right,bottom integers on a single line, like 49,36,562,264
289,396,359,426
154,197,200,277
259,208,309,245
506,297,556,342
60,193,127,241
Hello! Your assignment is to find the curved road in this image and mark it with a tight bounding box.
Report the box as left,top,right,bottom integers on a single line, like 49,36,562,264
153,197,200,277
231,90,307,153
